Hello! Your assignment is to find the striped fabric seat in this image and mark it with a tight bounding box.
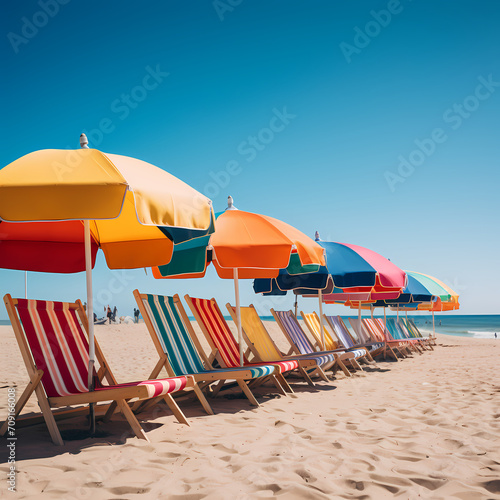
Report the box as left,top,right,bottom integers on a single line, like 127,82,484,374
188,297,298,375
328,316,383,353
301,312,339,350
16,298,189,398
142,293,281,379
386,318,417,343
272,310,337,365
98,377,188,399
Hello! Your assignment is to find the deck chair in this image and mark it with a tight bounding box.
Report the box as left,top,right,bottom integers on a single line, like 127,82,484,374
184,295,297,398
385,318,422,354
135,290,290,410
301,311,368,369
371,318,414,358
0,295,194,446
409,318,437,345
397,319,428,351
226,303,337,385
403,318,434,349
271,309,357,379
324,315,384,360
353,318,404,361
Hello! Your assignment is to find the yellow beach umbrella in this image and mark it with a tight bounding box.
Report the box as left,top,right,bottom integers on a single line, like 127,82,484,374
0,134,214,397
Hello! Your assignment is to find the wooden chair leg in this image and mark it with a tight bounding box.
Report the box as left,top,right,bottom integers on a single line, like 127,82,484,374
353,358,364,371
35,386,64,446
117,399,149,441
336,358,352,378
315,365,331,382
103,401,118,422
270,374,288,396
298,365,315,386
193,384,214,415
1,370,43,436
162,393,189,426
237,380,259,406
276,372,294,394
211,379,225,398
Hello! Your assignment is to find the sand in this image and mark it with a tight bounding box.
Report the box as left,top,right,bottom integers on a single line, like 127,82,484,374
1,321,499,500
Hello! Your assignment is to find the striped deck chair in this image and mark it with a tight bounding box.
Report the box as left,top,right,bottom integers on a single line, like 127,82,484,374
301,311,368,370
271,309,357,379
371,318,413,359
323,315,383,360
354,318,403,361
386,318,421,354
135,290,290,410
226,303,337,385
185,295,297,397
397,319,427,352
403,318,434,349
411,318,437,345
0,295,194,446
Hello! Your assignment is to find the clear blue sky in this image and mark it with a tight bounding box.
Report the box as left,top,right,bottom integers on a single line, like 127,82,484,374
1,0,499,318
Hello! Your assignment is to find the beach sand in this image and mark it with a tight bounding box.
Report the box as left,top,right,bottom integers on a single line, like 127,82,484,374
1,321,499,499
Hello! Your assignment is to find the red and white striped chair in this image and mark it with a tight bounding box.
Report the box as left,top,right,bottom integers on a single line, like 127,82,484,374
185,295,299,396
0,295,194,445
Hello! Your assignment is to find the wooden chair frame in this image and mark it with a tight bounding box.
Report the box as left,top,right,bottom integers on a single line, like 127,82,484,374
0,294,194,445
184,295,294,400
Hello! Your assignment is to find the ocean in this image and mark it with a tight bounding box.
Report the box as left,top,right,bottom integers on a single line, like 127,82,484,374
260,314,500,339
1,315,499,339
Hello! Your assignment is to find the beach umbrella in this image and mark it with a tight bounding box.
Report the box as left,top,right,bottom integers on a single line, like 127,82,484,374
403,272,460,336
253,232,407,348
153,196,326,365
0,134,215,424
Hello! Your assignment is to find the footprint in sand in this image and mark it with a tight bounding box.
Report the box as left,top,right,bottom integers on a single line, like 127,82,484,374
482,479,500,493
295,468,317,484
410,477,446,491
108,486,151,495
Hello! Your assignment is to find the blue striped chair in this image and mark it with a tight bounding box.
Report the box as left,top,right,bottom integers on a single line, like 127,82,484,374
301,311,369,369
134,290,286,414
271,309,357,379
325,315,384,359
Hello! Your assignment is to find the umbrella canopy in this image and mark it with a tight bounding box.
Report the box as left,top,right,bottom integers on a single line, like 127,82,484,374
0,147,214,272
0,136,215,424
254,234,406,301
153,197,326,364
153,205,325,280
406,271,460,311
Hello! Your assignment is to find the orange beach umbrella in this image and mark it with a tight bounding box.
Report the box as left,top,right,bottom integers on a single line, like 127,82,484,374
153,196,326,364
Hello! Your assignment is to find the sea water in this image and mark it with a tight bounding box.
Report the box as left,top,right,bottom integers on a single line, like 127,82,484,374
261,314,500,339
407,314,500,339
1,315,499,338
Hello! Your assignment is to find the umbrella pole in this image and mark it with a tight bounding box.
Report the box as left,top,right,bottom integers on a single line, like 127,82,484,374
294,294,298,318
84,220,96,434
233,268,244,367
370,305,374,320
318,290,325,350
432,310,435,338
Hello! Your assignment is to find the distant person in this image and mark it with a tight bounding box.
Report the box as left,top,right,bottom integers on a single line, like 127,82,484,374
134,308,140,323
112,306,117,322
107,305,112,323
495,333,497,339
